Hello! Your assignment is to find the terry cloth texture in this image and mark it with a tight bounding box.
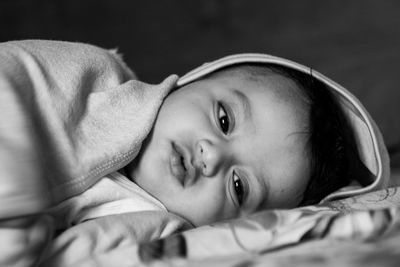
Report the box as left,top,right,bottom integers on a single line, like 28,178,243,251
0,40,177,219
0,40,179,267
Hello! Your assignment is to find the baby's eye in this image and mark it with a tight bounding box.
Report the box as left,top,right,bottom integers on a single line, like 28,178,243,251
232,171,245,206
217,102,230,134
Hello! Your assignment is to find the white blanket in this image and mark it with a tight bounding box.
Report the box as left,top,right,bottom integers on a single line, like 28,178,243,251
0,40,180,266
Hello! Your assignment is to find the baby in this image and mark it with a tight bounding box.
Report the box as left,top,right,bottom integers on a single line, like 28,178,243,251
0,41,389,266
123,63,355,226
44,59,356,233
50,61,355,229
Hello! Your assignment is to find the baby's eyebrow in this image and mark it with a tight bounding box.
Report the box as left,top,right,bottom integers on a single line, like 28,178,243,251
232,89,255,135
233,89,252,121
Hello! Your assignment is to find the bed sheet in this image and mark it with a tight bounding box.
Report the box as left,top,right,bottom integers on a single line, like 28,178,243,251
41,186,400,266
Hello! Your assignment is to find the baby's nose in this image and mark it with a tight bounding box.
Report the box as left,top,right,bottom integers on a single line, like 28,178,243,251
194,139,225,177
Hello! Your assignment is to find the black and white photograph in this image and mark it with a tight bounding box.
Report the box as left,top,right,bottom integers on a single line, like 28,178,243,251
1,1,400,266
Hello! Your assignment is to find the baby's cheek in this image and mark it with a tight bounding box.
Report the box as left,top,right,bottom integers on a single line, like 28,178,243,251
190,194,235,226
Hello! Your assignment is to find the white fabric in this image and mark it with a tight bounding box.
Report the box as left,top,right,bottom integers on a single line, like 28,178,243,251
0,40,177,219
49,172,166,229
0,40,178,267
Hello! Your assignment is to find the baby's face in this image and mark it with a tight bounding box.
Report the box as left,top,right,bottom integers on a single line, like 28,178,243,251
127,71,311,226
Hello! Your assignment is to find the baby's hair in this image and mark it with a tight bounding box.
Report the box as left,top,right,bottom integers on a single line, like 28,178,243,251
274,65,356,205
207,63,357,206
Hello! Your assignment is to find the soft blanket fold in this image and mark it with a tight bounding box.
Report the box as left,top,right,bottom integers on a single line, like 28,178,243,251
0,40,179,266
0,40,177,218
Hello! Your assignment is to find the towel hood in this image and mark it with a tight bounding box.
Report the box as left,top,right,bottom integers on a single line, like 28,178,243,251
176,53,390,202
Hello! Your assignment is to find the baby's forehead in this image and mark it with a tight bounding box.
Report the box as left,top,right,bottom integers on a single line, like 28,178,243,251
206,65,310,108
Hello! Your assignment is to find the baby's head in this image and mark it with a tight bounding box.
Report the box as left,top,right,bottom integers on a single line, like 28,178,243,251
126,63,353,226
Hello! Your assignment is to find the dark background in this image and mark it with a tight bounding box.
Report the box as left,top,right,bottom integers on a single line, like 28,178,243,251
1,0,400,167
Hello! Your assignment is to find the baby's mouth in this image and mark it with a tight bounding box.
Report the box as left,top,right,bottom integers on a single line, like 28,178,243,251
170,143,188,185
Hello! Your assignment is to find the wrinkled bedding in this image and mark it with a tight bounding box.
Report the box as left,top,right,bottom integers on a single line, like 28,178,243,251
41,186,400,266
